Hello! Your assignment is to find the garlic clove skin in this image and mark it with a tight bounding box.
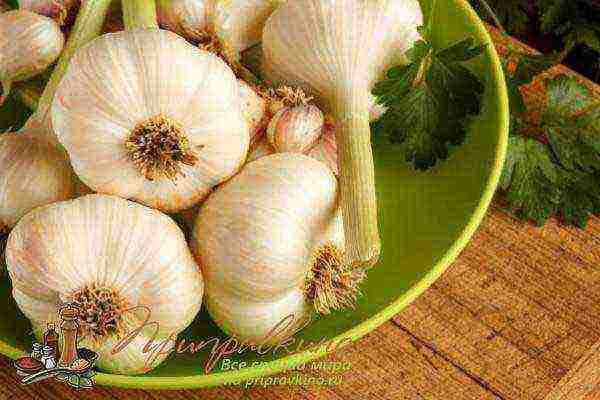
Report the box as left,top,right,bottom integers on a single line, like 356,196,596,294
0,130,76,232
267,104,324,153
307,121,338,176
0,10,64,104
193,153,360,343
6,194,204,375
52,29,250,213
238,79,267,144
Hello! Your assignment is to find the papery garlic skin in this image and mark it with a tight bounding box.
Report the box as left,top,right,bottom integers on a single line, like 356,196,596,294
0,130,76,232
267,105,324,153
193,153,354,343
238,79,267,144
308,122,338,176
6,194,204,375
0,10,64,103
52,29,249,213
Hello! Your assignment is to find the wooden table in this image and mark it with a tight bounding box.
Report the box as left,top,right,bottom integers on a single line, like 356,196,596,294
0,28,599,400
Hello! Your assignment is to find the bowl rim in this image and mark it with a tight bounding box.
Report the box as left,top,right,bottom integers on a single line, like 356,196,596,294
0,0,509,390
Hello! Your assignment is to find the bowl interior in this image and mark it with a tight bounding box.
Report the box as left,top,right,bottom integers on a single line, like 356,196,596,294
0,0,508,390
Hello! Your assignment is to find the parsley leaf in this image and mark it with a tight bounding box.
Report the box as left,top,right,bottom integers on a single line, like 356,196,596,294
500,135,561,225
500,74,600,228
6,0,19,9
372,36,486,170
543,75,600,172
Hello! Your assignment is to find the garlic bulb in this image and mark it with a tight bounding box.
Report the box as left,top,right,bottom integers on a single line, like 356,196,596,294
193,153,364,343
18,0,78,19
156,0,283,62
267,105,324,153
0,10,64,105
0,129,76,233
52,29,250,213
238,79,267,144
6,194,204,375
262,0,422,268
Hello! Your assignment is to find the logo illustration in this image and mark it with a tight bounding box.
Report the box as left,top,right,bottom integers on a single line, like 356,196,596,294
13,303,99,389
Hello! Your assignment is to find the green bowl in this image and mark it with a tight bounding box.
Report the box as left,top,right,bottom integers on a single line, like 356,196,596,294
0,0,508,390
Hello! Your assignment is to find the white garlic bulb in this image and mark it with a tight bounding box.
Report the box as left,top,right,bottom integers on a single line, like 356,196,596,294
0,10,64,105
267,105,324,153
262,0,423,268
157,0,283,62
0,128,76,234
52,29,250,213
6,194,204,375
193,153,364,343
238,79,267,144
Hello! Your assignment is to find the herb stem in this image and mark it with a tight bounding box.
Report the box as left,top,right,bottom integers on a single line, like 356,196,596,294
122,0,158,30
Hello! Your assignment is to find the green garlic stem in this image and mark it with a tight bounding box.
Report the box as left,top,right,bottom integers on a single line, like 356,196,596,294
34,0,114,127
334,90,381,269
122,0,159,30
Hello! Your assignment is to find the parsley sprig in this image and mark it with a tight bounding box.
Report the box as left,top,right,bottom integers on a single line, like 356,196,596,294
372,26,486,170
500,53,600,228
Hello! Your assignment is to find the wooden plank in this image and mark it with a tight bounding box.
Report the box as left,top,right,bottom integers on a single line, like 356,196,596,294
545,341,600,400
0,322,502,400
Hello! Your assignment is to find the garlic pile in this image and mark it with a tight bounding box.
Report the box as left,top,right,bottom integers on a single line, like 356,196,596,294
193,154,363,343
262,0,423,268
52,29,249,212
0,0,425,377
6,195,204,374
0,10,64,105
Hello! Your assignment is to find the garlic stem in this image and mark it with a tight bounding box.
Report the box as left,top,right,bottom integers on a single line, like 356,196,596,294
122,0,158,30
334,93,381,269
33,0,114,128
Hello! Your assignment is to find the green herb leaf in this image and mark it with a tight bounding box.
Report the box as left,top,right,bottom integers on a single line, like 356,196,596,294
500,135,561,225
6,0,19,9
501,75,600,228
372,36,485,170
543,75,600,172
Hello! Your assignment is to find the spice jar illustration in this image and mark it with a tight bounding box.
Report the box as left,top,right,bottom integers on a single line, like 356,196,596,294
58,304,79,367
43,322,60,362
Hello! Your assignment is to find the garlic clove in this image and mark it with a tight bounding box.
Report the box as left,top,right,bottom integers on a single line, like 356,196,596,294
267,104,324,153
238,79,267,144
6,194,204,374
0,10,64,105
52,29,250,213
307,121,338,176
